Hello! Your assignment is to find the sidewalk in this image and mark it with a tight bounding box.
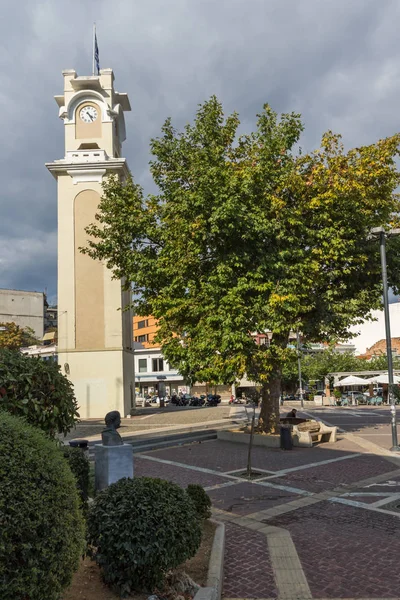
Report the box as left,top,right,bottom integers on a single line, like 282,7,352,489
132,427,400,599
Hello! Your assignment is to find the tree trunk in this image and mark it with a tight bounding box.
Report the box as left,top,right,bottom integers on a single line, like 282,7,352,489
257,331,289,434
257,375,281,434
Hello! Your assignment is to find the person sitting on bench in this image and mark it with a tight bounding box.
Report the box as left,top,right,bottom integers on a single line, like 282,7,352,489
286,408,297,418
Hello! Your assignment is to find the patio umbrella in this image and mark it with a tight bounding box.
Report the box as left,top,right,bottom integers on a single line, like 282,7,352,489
366,373,400,385
333,375,369,387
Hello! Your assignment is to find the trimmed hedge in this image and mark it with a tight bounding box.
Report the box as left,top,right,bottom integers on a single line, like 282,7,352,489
87,477,202,596
186,484,212,520
62,446,90,510
0,348,79,437
0,412,85,600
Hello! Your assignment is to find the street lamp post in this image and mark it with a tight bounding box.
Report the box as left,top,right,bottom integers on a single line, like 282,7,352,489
296,329,304,409
370,226,400,452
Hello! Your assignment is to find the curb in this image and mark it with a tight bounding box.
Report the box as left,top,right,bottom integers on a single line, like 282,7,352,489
217,429,280,447
194,519,225,600
79,419,238,445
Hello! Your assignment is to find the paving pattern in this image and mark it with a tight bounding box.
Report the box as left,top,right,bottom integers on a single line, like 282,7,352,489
133,406,400,599
269,502,400,599
134,455,228,487
223,522,277,598
209,481,300,515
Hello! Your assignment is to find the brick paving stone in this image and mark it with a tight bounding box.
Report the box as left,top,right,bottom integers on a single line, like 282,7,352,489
147,440,253,472
274,454,399,493
269,501,400,598
223,522,277,598
209,481,300,515
147,439,362,474
133,456,227,488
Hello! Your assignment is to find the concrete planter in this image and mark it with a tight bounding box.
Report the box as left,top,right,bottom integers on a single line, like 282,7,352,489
217,429,280,448
194,519,225,600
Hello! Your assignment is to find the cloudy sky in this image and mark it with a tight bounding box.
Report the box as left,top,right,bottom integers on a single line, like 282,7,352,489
1,0,400,304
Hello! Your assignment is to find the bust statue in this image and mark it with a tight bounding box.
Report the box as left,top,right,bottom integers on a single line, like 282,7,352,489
101,410,124,446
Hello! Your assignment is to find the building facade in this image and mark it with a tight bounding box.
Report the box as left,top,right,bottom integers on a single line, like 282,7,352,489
135,347,186,397
133,315,158,348
44,306,58,331
0,289,45,339
21,344,57,361
46,69,135,418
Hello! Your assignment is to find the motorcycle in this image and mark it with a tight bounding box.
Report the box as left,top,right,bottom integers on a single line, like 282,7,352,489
206,394,220,407
189,396,205,407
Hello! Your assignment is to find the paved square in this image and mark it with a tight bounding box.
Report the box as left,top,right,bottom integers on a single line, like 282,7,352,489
273,454,398,493
134,456,228,488
134,429,400,598
208,481,301,515
268,501,400,598
223,522,277,598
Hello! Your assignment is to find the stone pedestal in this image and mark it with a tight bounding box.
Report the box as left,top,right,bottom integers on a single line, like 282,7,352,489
94,443,134,492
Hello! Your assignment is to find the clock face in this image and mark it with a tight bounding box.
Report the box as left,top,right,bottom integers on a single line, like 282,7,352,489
80,105,98,123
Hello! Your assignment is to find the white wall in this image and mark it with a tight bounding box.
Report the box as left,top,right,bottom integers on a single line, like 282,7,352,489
0,289,44,338
59,349,134,418
348,303,400,355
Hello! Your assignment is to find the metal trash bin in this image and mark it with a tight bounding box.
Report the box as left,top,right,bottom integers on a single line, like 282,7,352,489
280,425,293,450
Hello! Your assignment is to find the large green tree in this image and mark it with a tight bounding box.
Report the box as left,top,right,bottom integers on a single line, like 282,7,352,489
84,97,400,432
282,349,400,392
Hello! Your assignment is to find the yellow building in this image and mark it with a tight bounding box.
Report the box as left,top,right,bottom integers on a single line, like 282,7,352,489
46,69,135,418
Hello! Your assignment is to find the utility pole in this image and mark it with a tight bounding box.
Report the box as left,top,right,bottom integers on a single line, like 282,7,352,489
370,226,400,452
296,329,304,409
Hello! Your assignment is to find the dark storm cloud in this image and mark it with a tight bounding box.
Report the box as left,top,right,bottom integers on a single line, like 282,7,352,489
1,0,400,299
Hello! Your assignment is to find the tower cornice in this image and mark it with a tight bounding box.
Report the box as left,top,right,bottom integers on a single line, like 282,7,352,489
45,156,130,180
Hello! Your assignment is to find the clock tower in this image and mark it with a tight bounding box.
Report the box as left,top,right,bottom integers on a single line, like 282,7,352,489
46,69,135,418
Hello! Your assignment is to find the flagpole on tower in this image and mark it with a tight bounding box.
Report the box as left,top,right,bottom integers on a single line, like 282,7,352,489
92,23,96,76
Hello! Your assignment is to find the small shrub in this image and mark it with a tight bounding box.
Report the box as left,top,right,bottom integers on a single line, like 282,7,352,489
87,477,202,596
186,484,212,520
0,348,79,437
0,412,85,600
62,446,90,508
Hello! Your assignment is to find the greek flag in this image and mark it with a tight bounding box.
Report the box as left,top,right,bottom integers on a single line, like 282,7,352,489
94,31,100,75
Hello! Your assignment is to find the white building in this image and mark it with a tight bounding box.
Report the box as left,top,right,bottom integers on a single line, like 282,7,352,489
21,344,57,361
135,347,186,397
0,289,45,339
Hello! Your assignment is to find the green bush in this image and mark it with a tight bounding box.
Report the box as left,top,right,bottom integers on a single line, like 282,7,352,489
87,477,202,596
186,484,212,520
62,446,90,508
0,348,79,437
0,412,85,600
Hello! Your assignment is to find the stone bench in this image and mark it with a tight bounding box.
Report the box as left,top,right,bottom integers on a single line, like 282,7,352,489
291,419,337,448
